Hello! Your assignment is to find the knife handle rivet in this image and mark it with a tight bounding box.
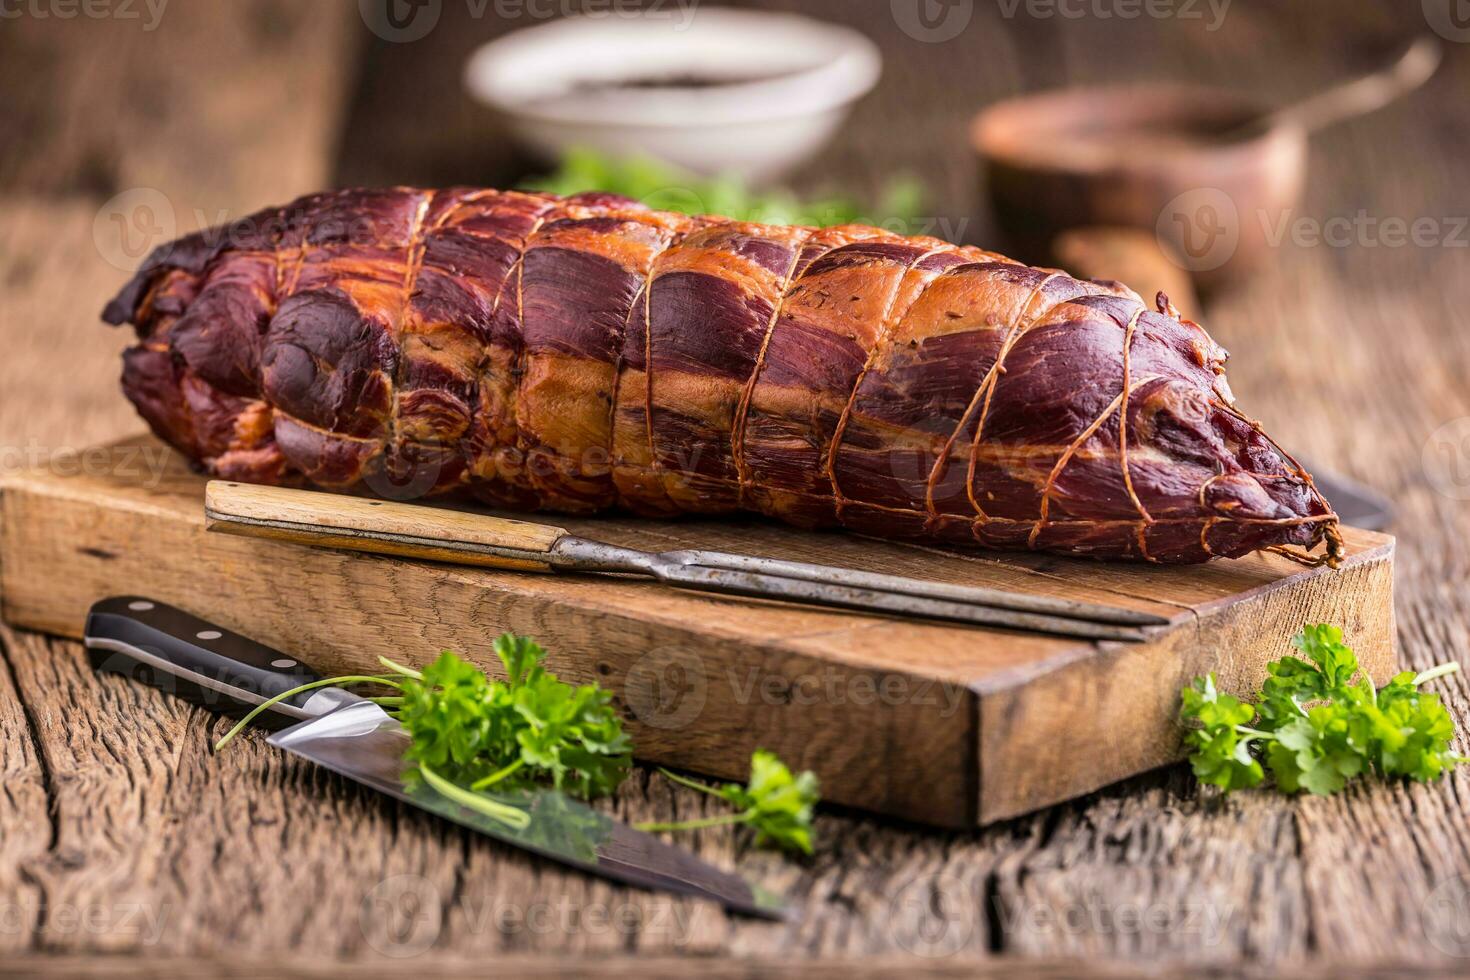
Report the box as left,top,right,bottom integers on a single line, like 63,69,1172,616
270,658,298,669
128,600,155,611
196,630,222,640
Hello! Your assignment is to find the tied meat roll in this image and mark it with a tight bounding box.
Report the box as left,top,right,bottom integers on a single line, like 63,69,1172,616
102,187,1341,565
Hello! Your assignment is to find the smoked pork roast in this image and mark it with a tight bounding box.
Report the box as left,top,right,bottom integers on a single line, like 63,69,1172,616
103,188,1340,565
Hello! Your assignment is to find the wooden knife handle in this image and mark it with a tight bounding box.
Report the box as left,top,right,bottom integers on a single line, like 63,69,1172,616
203,481,569,572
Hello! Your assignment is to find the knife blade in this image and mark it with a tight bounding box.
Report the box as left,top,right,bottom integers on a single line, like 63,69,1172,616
82,596,788,920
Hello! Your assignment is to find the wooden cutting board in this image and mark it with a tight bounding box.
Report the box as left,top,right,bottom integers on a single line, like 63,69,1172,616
0,435,1396,828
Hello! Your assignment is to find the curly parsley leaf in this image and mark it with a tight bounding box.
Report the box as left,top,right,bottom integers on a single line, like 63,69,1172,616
1291,623,1361,689
398,649,500,781
1179,674,1265,791
399,637,632,800
216,635,632,813
638,750,820,855
1180,626,1465,797
213,637,817,855
1265,708,1364,796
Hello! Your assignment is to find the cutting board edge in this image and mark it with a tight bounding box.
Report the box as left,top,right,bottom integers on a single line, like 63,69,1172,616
0,478,984,826
0,465,948,664
972,537,1396,824
0,439,1397,829
965,530,1395,700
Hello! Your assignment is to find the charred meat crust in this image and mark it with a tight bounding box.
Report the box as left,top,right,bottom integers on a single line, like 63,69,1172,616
102,187,1339,565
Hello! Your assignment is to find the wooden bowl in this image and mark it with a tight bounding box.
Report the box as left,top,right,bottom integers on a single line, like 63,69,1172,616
972,85,1308,290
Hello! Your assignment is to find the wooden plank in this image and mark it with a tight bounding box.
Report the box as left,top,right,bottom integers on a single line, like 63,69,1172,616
0,628,51,956
5,0,1470,970
0,954,1180,979
0,435,1396,828
0,604,1053,963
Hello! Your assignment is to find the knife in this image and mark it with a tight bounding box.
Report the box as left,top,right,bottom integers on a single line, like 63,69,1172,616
203,481,1166,642
82,596,788,920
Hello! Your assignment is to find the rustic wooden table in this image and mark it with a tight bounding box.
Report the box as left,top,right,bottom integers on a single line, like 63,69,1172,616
2,1,1468,974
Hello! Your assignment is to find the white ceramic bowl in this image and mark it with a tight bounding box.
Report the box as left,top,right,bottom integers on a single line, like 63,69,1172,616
464,8,882,182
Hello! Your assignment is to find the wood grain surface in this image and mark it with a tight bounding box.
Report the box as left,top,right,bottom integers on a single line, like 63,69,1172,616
3,0,1470,973
204,480,570,569
0,435,1397,827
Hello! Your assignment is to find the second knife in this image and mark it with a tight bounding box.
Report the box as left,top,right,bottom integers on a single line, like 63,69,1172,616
82,596,788,920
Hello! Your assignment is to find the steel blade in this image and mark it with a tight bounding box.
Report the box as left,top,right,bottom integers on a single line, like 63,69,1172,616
658,549,1171,626
268,701,787,919
653,563,1151,642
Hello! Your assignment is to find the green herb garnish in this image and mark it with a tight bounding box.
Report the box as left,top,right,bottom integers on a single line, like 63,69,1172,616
1180,624,1466,795
523,146,928,231
214,635,818,853
637,750,820,855
215,636,630,822
396,638,632,800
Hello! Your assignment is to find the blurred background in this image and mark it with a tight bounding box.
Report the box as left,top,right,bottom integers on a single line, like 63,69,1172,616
0,0,1462,525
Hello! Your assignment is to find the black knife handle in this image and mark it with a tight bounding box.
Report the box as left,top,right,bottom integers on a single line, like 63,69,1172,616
84,596,327,726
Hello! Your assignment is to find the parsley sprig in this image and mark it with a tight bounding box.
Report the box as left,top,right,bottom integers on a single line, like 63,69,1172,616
215,636,631,827
1180,625,1467,795
395,638,632,800
524,147,928,231
214,635,819,852
637,751,820,855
